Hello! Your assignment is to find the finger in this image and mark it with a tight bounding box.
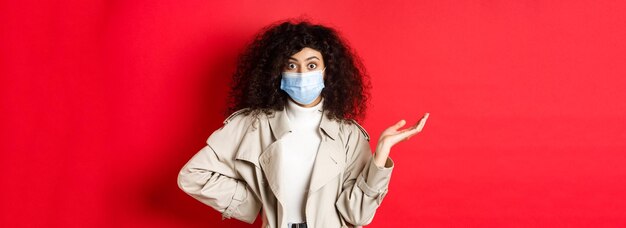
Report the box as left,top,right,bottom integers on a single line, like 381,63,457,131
387,114,429,143
408,113,427,127
396,122,420,134
394,126,421,142
415,113,429,131
387,119,406,132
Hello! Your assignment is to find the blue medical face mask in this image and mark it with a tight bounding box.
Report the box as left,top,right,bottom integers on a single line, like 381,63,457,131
280,67,326,105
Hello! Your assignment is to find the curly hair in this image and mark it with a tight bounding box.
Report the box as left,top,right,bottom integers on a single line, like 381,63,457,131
227,19,371,122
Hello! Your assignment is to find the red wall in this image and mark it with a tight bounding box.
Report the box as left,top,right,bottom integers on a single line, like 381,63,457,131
2,0,626,227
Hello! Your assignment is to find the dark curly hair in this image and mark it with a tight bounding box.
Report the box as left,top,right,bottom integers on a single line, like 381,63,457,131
227,19,371,122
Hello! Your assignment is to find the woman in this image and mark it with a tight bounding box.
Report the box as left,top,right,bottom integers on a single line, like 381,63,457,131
178,19,429,228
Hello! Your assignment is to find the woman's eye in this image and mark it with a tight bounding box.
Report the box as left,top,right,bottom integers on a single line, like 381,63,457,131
287,63,297,69
307,63,317,69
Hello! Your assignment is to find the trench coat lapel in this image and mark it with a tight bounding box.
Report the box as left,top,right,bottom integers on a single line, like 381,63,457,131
308,110,342,193
259,110,291,206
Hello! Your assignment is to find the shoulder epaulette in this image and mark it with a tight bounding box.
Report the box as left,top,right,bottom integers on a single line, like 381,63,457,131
223,108,249,124
349,119,370,141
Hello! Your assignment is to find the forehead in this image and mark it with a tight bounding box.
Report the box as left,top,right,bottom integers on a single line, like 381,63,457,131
289,47,323,61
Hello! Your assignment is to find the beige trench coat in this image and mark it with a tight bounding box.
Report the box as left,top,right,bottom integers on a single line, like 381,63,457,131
177,107,394,228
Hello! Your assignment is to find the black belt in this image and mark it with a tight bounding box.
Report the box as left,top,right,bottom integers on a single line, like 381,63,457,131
289,223,307,228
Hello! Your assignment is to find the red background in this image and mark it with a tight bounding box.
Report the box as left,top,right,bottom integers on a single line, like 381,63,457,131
2,0,626,227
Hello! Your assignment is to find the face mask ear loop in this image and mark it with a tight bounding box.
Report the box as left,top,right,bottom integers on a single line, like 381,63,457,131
321,67,327,80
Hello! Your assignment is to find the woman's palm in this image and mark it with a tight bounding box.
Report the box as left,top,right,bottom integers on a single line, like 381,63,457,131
374,113,429,166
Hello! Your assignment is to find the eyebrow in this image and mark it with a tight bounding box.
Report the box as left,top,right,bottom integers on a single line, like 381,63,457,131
289,56,321,62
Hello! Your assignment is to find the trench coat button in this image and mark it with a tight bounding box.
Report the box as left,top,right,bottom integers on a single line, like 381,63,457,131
252,119,259,130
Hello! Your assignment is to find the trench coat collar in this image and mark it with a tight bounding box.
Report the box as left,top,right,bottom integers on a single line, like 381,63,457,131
267,101,339,141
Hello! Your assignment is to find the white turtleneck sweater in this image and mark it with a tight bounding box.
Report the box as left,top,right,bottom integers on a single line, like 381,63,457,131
278,98,324,225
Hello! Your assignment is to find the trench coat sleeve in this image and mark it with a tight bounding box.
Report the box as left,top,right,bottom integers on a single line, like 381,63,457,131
336,122,394,226
177,112,262,224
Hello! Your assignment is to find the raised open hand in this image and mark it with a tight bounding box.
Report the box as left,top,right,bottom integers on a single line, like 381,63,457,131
374,113,429,167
